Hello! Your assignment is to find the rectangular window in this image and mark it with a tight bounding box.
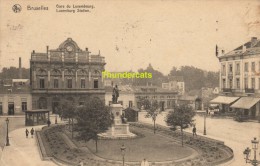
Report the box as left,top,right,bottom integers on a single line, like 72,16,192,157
252,62,255,72
67,79,72,88
222,79,226,88
229,79,233,89
40,78,45,89
229,64,233,73
22,102,27,111
54,79,59,88
252,78,255,89
236,78,240,89
245,62,249,72
222,64,226,75
245,78,248,89
129,101,133,108
81,79,85,88
94,79,98,89
236,63,240,75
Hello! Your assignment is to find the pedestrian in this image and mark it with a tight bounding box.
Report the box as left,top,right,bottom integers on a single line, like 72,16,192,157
25,129,29,138
30,128,34,138
141,158,149,166
192,125,197,137
47,119,51,127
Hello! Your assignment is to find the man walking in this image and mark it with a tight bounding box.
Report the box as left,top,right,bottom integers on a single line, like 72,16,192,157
192,125,197,137
30,128,34,138
25,129,29,138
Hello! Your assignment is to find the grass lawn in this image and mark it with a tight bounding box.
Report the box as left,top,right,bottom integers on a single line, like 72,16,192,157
81,127,196,162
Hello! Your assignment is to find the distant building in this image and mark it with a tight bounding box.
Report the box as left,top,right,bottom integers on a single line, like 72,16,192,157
162,76,185,95
105,85,178,111
178,95,202,110
30,38,106,113
212,37,260,119
0,79,32,115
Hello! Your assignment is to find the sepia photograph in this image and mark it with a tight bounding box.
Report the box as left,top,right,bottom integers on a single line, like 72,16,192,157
0,0,260,166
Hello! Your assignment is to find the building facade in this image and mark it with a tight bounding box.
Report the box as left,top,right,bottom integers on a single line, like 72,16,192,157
30,38,106,113
213,37,260,119
0,79,32,115
162,76,185,95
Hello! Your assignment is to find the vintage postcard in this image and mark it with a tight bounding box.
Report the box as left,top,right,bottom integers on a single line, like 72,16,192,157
0,0,260,166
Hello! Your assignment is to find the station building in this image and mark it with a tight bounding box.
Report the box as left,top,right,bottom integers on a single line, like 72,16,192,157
30,38,106,113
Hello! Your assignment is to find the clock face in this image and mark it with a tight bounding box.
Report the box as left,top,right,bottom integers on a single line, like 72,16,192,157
66,45,73,52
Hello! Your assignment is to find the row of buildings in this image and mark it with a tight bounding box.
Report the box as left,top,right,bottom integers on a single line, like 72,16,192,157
211,37,260,119
2,37,259,120
0,38,198,115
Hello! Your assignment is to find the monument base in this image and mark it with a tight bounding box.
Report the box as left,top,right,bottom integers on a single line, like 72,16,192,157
98,103,136,139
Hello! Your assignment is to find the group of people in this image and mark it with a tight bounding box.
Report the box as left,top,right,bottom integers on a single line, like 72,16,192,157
25,128,34,138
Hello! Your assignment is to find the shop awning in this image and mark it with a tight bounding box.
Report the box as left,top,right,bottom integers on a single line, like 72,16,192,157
230,97,260,109
210,96,240,105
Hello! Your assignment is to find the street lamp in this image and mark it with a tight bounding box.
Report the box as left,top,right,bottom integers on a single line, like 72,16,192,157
5,118,10,146
120,144,126,166
243,137,260,166
202,104,206,135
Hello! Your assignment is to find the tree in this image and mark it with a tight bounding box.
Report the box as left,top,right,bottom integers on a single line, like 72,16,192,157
137,98,151,110
0,67,30,79
59,99,77,138
145,100,160,134
75,97,113,153
165,104,195,146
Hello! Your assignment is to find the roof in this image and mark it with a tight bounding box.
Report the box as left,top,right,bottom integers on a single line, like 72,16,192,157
25,109,50,113
133,86,178,94
220,37,260,58
12,79,29,82
230,97,260,109
210,96,240,104
123,107,139,112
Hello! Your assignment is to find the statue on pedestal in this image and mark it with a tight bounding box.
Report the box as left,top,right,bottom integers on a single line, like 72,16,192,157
112,85,119,104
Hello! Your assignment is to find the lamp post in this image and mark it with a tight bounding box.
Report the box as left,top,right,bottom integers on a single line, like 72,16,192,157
243,137,260,166
203,104,206,135
5,118,10,146
120,144,126,166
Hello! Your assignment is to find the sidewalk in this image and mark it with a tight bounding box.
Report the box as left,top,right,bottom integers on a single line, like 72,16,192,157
0,126,57,166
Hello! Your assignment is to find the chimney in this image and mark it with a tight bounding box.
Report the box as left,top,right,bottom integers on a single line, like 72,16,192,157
19,57,22,79
32,50,35,54
251,37,257,47
85,47,88,51
46,46,49,53
221,50,225,55
242,45,246,52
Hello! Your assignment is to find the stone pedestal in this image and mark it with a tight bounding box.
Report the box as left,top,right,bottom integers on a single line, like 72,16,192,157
98,104,136,139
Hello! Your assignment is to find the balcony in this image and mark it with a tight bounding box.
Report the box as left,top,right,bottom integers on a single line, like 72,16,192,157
245,88,254,94
222,88,232,93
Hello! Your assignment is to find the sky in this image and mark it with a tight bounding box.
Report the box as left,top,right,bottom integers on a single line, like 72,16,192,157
0,0,260,75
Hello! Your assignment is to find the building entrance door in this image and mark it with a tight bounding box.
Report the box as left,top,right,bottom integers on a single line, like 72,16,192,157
8,102,14,115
